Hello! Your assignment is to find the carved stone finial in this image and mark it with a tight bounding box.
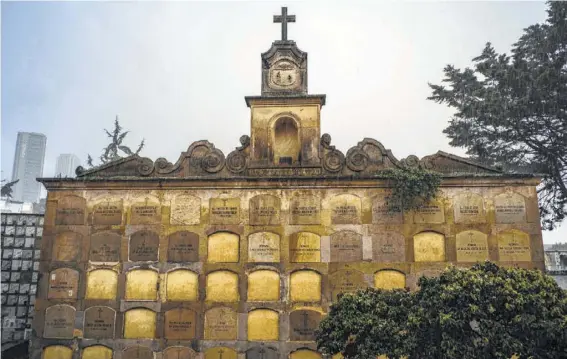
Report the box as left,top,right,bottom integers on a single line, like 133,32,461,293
75,166,85,176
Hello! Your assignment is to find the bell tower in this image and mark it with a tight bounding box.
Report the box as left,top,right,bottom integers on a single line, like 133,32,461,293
245,7,326,168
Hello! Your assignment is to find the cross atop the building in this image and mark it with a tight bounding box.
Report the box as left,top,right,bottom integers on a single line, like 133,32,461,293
273,6,295,41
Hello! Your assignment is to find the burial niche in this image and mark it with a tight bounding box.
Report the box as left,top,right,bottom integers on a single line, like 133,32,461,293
48,267,79,300
89,231,121,262
497,229,531,262
205,347,238,359
374,270,406,290
249,194,281,225
125,269,158,300
248,309,279,341
129,230,159,262
272,116,300,165
207,232,239,263
413,232,446,262
290,270,322,302
290,349,322,359
44,304,75,339
85,269,117,300
164,308,196,340
330,230,363,262
246,347,279,359
83,306,115,339
52,231,82,262
247,270,280,301
42,346,73,359
166,269,198,301
82,346,113,359
204,307,238,340
290,232,321,263
248,231,280,263
206,270,239,302
290,309,322,341
122,346,154,359
56,195,86,225
329,194,362,224
123,308,156,339
456,230,489,262
494,192,527,224
163,347,197,359
167,231,199,262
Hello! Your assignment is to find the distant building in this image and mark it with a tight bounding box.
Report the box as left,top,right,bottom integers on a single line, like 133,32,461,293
10,132,46,203
1,212,43,347
54,154,80,178
544,243,567,289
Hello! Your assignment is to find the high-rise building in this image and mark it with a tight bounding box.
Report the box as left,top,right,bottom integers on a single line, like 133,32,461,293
54,154,80,178
10,133,47,203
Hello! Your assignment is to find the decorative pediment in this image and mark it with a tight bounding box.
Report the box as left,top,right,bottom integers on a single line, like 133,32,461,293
75,135,501,180
261,41,308,96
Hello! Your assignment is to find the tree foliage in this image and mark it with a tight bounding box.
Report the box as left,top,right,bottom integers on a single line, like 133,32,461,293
428,2,567,229
316,263,567,359
0,179,19,199
87,116,145,167
379,168,442,212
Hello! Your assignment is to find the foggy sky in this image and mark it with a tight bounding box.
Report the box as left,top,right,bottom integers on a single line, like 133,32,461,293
2,1,564,243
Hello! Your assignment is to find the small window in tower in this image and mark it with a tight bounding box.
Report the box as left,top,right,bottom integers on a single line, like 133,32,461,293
273,117,300,165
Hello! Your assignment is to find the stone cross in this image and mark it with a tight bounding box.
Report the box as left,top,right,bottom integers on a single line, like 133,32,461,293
273,7,295,41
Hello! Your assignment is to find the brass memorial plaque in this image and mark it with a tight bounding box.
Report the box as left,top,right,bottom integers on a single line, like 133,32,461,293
330,231,363,262
249,194,281,225
48,268,79,299
290,196,321,225
82,346,113,359
290,270,321,302
93,199,123,225
89,231,121,262
125,269,158,300
56,195,86,225
247,270,280,301
372,231,406,262
453,193,485,224
207,232,239,263
209,197,240,225
456,230,489,262
329,194,362,224
494,192,526,224
129,230,159,261
123,309,156,339
206,270,239,302
42,346,73,359
166,269,198,301
290,232,321,263
130,197,161,225
374,270,406,290
248,309,279,341
204,307,238,340
248,232,280,262
498,230,531,261
85,269,118,300
52,231,81,262
44,305,75,339
167,231,199,262
372,194,403,224
83,306,115,339
290,310,322,341
164,308,196,339
413,232,446,262
329,269,367,301
171,194,201,225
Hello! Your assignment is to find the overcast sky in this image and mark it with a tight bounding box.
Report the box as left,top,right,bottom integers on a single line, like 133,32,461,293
2,1,564,243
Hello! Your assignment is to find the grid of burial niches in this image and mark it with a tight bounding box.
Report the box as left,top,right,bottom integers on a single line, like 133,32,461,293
1,213,43,344
36,190,541,347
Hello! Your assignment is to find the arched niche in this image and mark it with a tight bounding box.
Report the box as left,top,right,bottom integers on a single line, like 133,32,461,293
247,269,280,301
246,347,279,359
290,349,322,359
82,345,113,359
374,270,406,290
413,232,446,262
271,116,301,165
122,346,153,359
455,230,489,262
56,195,86,225
125,269,158,300
329,194,362,224
290,232,321,263
47,267,79,300
42,345,73,359
204,307,238,340
123,308,156,339
163,346,197,359
85,269,118,300
166,269,198,301
52,231,82,262
248,231,281,262
164,308,196,340
206,270,239,302
247,309,279,341
207,232,239,263
205,347,238,359
290,270,322,302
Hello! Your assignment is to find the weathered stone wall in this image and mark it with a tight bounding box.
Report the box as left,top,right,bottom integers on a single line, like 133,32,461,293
31,179,543,359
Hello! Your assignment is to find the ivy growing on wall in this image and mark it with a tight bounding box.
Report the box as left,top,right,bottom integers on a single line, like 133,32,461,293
378,167,442,212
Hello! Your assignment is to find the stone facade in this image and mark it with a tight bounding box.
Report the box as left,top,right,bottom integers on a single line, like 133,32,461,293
31,7,544,359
